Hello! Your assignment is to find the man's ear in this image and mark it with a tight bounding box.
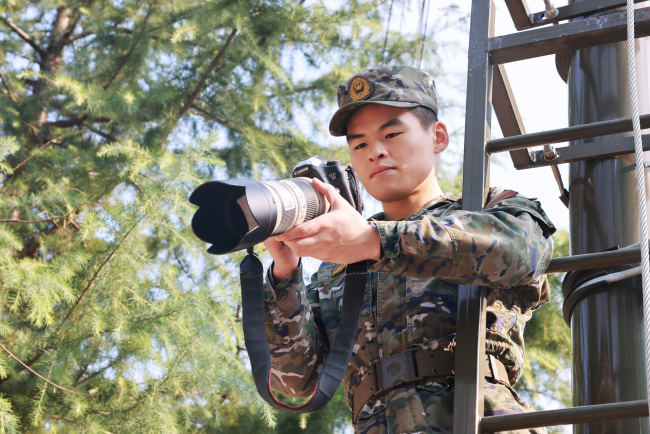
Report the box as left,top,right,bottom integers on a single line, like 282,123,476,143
433,121,449,154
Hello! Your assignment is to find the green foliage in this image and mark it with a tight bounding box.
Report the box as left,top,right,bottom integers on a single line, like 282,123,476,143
516,230,572,423
217,385,351,433
0,0,444,431
1,0,566,430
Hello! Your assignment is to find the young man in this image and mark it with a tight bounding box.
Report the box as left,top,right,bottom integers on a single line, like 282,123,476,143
263,65,555,434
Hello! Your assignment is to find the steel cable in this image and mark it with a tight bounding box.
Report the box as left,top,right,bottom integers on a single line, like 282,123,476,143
626,0,650,410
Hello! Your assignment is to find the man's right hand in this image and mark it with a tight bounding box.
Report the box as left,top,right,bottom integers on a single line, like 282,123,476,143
264,237,300,283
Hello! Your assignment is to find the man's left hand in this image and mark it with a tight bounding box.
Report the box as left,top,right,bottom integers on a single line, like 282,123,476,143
274,178,381,264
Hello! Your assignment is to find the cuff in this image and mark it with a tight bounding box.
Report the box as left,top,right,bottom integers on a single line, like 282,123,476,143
265,261,302,306
369,221,402,272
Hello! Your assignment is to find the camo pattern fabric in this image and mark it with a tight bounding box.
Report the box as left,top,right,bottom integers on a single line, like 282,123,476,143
263,188,556,434
330,65,438,136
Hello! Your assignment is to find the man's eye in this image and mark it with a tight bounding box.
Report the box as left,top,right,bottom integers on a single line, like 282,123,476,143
386,132,401,139
354,143,367,150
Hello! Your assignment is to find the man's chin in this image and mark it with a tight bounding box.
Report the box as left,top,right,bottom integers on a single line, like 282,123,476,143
369,190,409,204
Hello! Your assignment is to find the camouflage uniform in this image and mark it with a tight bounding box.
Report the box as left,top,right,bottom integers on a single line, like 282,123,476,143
263,66,556,433
264,189,555,434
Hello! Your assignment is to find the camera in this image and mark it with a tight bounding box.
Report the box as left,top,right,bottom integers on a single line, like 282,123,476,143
189,156,364,255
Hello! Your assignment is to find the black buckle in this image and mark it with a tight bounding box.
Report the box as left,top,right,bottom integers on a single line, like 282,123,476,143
375,349,422,392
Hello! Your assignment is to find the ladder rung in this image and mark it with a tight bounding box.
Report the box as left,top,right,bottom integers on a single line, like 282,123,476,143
489,7,650,65
546,248,641,274
487,114,650,154
505,0,645,30
508,134,650,169
480,400,649,432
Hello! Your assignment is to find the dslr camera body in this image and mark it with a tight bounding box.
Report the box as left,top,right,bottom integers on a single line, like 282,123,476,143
190,156,363,255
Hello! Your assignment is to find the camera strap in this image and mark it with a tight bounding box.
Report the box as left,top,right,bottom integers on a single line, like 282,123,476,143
240,248,367,413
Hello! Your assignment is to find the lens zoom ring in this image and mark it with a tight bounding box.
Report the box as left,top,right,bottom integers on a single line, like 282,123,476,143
297,181,319,222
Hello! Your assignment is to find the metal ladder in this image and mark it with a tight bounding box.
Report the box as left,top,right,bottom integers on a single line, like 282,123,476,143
455,1,650,432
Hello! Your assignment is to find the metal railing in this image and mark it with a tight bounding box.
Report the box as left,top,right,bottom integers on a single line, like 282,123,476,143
455,1,650,432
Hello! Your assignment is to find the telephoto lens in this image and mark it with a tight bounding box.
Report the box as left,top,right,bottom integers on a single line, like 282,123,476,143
189,177,329,255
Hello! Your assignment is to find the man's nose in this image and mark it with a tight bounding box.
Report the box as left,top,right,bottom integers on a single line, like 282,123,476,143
368,142,387,161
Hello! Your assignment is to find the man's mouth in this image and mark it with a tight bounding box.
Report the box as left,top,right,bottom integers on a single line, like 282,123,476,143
370,166,394,178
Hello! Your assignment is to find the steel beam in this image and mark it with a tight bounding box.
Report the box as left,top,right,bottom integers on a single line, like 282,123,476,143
453,1,493,433
506,134,650,169
489,7,650,64
530,0,644,28
503,0,532,31
492,63,533,167
504,0,647,30
487,114,650,155
480,400,650,432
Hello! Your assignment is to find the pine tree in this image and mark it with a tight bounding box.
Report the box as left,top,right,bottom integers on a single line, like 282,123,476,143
1,1,570,431
0,0,439,431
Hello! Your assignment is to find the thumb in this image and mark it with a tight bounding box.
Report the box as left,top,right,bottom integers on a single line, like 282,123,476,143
312,177,342,208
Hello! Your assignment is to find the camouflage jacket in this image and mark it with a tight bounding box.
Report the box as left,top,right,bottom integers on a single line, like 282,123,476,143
263,189,556,434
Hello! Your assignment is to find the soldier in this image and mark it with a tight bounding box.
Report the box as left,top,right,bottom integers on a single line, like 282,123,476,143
262,65,556,434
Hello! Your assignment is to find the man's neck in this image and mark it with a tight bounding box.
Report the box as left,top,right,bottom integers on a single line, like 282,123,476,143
381,182,444,221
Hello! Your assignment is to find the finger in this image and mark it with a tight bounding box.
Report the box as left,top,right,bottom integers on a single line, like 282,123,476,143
263,236,283,250
277,218,322,242
283,236,320,258
312,178,341,207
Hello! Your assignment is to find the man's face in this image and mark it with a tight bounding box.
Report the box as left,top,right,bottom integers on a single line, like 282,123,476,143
346,104,445,204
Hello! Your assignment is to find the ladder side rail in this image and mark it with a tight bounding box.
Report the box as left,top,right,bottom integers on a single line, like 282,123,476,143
490,7,650,65
480,3,650,434
453,1,493,433
479,399,650,432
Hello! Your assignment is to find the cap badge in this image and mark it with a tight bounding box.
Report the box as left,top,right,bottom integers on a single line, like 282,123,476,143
349,76,372,101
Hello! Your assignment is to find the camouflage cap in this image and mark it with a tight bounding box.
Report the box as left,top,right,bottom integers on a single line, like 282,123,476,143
329,65,438,137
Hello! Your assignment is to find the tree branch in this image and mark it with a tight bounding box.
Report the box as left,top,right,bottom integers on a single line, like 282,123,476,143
9,50,32,61
0,15,47,56
68,30,93,42
0,70,16,102
0,348,46,386
103,3,157,91
83,124,116,142
136,310,178,323
47,115,111,128
0,202,99,225
189,104,241,132
58,221,139,330
76,364,112,386
10,135,63,172
0,343,99,397
74,364,88,385
178,27,238,118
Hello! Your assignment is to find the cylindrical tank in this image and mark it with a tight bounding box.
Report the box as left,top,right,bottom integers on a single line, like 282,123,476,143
567,2,650,433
